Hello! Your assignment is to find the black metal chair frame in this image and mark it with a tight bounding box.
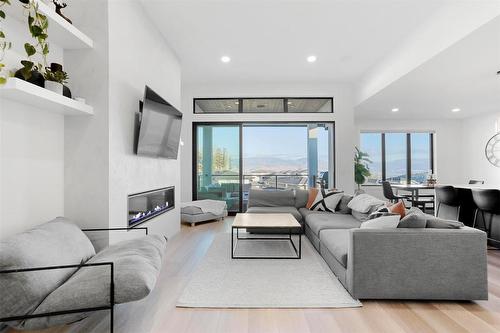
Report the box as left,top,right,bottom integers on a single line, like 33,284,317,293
472,208,500,249
0,227,148,333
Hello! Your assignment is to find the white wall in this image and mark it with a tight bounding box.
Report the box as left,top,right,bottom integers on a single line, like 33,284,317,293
0,3,65,238
108,0,182,238
355,118,463,199
180,82,356,202
64,0,110,230
460,112,500,186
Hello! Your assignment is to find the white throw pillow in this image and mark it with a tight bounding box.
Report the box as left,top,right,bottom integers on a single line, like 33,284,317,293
360,214,400,229
310,190,343,212
347,193,385,213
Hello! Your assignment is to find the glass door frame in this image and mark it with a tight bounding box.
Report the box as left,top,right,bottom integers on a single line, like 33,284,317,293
192,121,336,213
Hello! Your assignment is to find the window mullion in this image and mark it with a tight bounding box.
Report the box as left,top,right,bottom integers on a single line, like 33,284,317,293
381,133,386,181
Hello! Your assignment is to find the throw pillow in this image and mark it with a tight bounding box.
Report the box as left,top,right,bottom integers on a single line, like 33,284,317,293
347,193,385,213
360,213,400,229
426,216,464,229
398,214,427,228
310,189,343,212
336,195,353,214
387,201,406,219
306,188,319,209
351,209,371,222
368,205,390,219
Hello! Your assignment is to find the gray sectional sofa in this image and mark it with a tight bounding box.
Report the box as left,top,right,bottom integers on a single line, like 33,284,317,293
246,189,488,300
0,218,166,331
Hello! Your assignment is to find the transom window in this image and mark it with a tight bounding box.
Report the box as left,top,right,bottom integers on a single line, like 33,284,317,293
194,97,333,114
360,132,434,185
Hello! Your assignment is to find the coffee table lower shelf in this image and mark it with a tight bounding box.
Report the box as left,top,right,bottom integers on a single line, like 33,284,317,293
231,226,302,259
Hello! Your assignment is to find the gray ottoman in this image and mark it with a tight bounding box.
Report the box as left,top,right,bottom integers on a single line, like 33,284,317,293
181,204,227,227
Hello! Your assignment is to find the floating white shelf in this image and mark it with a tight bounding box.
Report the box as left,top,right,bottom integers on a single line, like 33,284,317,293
0,78,94,116
5,0,93,49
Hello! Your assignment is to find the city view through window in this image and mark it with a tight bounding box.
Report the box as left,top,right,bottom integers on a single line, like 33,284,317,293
195,124,334,212
360,132,433,185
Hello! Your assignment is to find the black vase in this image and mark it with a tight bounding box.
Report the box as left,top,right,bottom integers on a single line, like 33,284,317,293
14,69,45,87
63,85,72,99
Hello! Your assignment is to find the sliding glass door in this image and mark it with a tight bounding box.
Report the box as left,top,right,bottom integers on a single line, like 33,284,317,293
195,125,241,212
194,122,335,213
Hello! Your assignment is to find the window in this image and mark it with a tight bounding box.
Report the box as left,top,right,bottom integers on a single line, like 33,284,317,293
360,133,382,185
194,97,333,114
194,122,335,212
360,132,434,185
385,133,407,184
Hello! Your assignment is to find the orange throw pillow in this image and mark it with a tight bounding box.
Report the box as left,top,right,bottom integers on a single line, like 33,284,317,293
388,200,406,219
306,188,319,209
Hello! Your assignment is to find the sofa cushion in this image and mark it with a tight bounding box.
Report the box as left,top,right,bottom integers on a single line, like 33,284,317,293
347,193,385,213
320,229,350,268
22,235,167,330
247,189,295,208
310,190,343,212
294,189,309,208
336,195,353,214
306,188,319,209
426,216,464,229
306,213,361,236
246,206,302,222
0,218,95,321
398,213,427,228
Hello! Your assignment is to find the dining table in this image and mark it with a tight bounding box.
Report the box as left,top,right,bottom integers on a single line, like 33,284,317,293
391,184,435,205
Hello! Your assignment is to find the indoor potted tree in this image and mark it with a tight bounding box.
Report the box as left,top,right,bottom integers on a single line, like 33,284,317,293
43,62,68,94
354,146,371,194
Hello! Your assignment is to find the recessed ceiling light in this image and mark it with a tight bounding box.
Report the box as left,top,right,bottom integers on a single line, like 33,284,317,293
452,108,461,112
391,108,399,112
221,56,231,63
307,55,317,63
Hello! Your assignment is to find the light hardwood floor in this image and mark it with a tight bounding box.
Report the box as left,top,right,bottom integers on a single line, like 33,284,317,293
10,218,500,333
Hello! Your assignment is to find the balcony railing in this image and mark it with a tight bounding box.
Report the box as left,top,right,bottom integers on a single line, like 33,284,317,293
196,174,310,211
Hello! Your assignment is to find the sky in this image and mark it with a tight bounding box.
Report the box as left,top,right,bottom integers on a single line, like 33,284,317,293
360,132,431,177
197,124,332,172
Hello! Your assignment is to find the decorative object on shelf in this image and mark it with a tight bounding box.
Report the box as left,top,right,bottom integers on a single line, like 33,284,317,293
485,133,500,168
43,62,68,95
354,146,371,194
15,0,49,86
426,174,437,186
0,0,12,85
53,0,71,24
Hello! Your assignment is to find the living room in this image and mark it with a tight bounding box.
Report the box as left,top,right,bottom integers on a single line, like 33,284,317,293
1,0,500,332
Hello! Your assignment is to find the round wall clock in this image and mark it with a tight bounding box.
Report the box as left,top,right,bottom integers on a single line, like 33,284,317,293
485,133,500,167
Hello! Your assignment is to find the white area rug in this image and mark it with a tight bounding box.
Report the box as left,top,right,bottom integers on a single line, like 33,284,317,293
177,233,362,308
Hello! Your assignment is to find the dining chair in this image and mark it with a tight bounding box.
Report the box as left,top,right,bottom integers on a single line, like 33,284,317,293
435,185,461,220
469,180,485,185
382,181,409,203
472,189,500,244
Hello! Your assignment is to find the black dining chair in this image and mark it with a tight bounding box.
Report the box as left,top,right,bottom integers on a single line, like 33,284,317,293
469,180,485,185
382,181,410,203
472,189,500,242
435,185,461,220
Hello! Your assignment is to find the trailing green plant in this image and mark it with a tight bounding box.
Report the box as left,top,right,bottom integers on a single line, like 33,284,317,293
19,0,49,80
43,67,67,84
0,0,12,84
354,146,371,190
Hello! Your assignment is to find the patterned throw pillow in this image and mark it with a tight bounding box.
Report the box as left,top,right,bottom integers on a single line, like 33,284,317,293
367,205,391,219
310,189,343,212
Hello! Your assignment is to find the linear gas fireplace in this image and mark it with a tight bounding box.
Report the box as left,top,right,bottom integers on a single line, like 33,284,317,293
128,186,175,227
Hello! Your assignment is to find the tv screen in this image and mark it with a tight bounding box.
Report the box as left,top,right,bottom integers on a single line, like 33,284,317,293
136,86,182,159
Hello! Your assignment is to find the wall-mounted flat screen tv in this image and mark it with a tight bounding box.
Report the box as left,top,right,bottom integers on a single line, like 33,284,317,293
136,86,182,159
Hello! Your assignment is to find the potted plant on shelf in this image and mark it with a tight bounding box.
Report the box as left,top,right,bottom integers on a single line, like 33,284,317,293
354,147,371,194
43,62,68,94
0,0,12,85
14,0,49,87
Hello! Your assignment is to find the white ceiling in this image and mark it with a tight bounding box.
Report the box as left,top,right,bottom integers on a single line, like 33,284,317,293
355,16,500,119
142,0,444,84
